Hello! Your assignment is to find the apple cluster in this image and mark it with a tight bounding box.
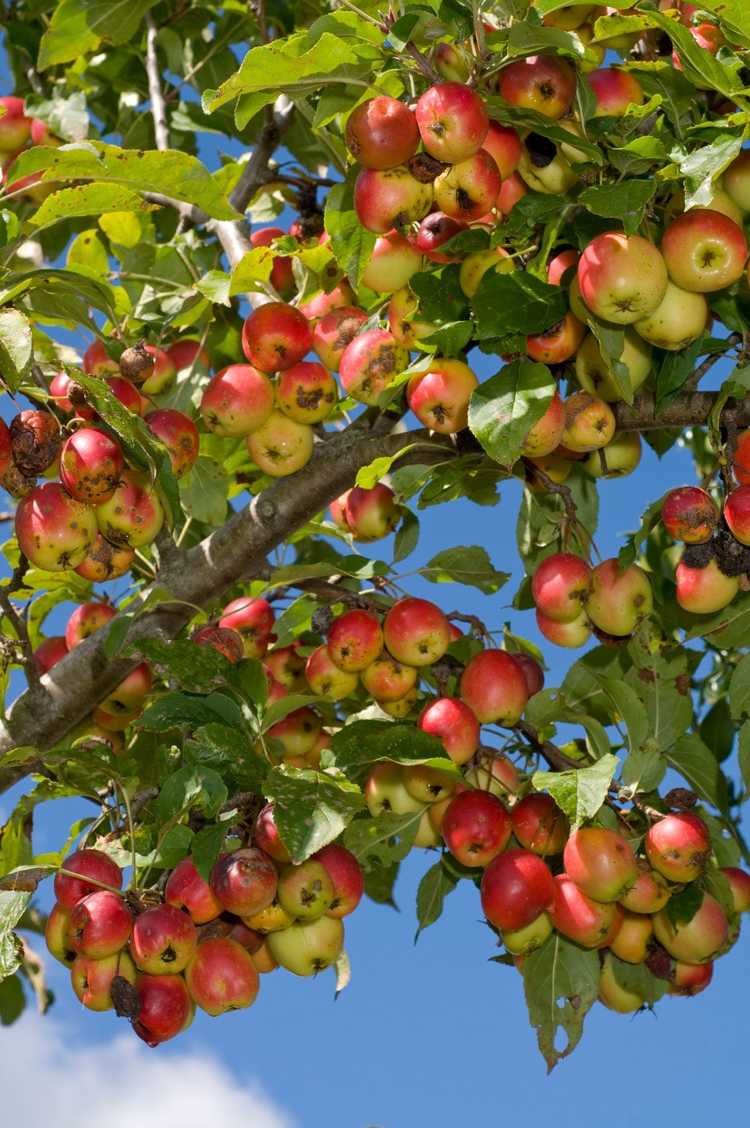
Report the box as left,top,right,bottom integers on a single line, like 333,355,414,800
530,552,653,649
662,482,750,614
44,830,364,1045
0,94,61,202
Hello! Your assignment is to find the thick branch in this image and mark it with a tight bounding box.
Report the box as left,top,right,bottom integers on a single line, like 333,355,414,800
0,425,452,770
145,16,170,152
613,390,750,431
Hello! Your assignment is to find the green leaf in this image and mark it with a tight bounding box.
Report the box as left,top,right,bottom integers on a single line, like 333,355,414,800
38,0,156,68
191,824,226,882
608,954,667,1005
415,861,457,940
532,753,618,827
655,336,705,410
331,721,453,782
129,638,233,694
137,692,243,733
485,98,602,164
666,882,704,927
0,308,33,392
647,11,747,96
739,721,750,796
8,142,238,221
578,180,655,235
420,545,509,594
363,860,400,907
473,274,567,340
264,767,365,864
671,135,744,210
667,734,730,814
392,508,419,564
154,765,228,824
324,178,376,290
468,359,555,470
185,724,268,793
0,973,25,1025
521,935,600,1072
0,892,31,981
699,700,735,764
343,809,422,869
730,653,750,720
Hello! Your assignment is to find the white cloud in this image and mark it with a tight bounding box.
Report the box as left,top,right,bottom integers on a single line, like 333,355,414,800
0,1014,295,1128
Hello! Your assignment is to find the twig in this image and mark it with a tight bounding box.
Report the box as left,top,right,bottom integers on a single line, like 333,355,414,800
514,719,582,771
228,95,295,214
0,554,38,687
145,15,170,152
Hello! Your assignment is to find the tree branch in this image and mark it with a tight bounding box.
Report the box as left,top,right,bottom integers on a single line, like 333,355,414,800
145,16,170,152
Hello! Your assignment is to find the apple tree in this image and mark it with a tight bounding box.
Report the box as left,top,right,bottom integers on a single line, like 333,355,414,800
1,0,750,1069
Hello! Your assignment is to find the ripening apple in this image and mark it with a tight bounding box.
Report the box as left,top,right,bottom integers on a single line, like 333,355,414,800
619,860,671,914
598,952,645,1014
497,171,527,217
345,96,419,170
662,486,719,544
314,844,364,918
364,761,424,816
501,911,553,956
434,150,501,222
459,649,529,725
586,559,653,637
388,286,438,348
266,916,344,976
165,858,223,924
482,121,522,179
583,431,642,479
675,557,739,614
65,602,117,649
360,653,418,702
586,67,644,116
71,950,137,1012
562,392,616,453
564,826,638,902
383,597,451,667
551,874,623,949
344,484,400,541
517,139,577,195
133,973,193,1046
511,793,569,856
16,482,98,571
653,893,728,963
210,848,278,918
531,552,592,623
578,232,668,324
724,150,750,213
403,764,456,805
661,208,748,293
328,609,384,672
536,608,592,648
526,312,584,365
498,55,576,119
45,904,76,967
130,904,198,974
458,245,514,298
339,328,408,406
185,937,260,1016
414,82,489,163
277,860,335,921
668,960,714,998
721,866,750,913
361,230,423,293
95,471,164,548
464,750,520,798
480,849,556,931
521,391,565,458
246,412,314,477
407,358,478,433
68,890,132,959
54,849,123,909
354,166,433,234
645,812,711,884
312,306,368,371
418,697,479,765
634,281,708,351
276,361,338,424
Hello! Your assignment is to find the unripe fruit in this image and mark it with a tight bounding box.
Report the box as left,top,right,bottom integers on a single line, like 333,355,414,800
140,345,176,395
345,96,419,169
247,411,313,477
193,625,244,663
16,482,97,571
598,952,644,1014
45,904,76,967
277,860,335,921
531,552,592,623
634,281,708,351
328,609,383,672
74,534,134,582
277,361,337,424
407,358,478,433
95,470,164,548
185,937,260,1015
586,559,653,637
653,893,728,963
521,391,565,458
502,911,553,956
380,686,419,719
243,899,294,935
304,644,357,699
242,303,312,372
218,597,274,659
564,826,638,902
721,866,750,913
254,804,292,865
165,858,223,924
383,597,451,667
537,608,591,648
442,790,512,867
551,874,623,948
133,973,192,1046
645,812,711,884
511,793,569,856
578,233,668,324
344,484,400,541
415,82,489,163
619,861,672,914
433,41,471,84
312,306,368,371
404,764,456,805
362,230,423,293
210,848,278,917
562,392,616,453
418,697,479,765
668,960,714,998
200,364,274,436
675,558,738,614
314,844,364,918
266,916,344,976
498,55,576,119
69,890,132,958
584,431,641,479
54,849,122,908
144,410,199,478
663,487,720,545
360,653,418,702
481,849,556,931
339,328,408,406
458,245,513,298
65,602,116,649
661,209,748,293
364,761,423,816
354,166,432,234
610,910,653,964
130,904,197,974
34,635,69,675
724,151,750,212
460,649,529,725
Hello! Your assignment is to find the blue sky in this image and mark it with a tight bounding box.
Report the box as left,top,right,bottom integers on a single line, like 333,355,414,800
1,34,749,1128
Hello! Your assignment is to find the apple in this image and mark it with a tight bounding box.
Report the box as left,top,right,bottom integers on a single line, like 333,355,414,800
133,973,193,1046
210,848,278,917
339,328,408,406
442,790,512,867
653,893,728,963
344,483,400,541
526,312,584,365
675,557,739,613
314,844,364,918
360,653,418,702
434,150,501,222
165,858,223,924
531,552,592,623
498,55,576,119
266,916,344,976
246,411,313,477
69,890,132,958
586,67,644,116
482,121,522,179
723,151,750,213
458,245,513,299
130,904,198,974
185,937,260,1015
241,302,312,373
345,96,419,169
361,230,423,292
634,281,708,351
460,649,529,725
661,208,748,293
15,482,98,571
327,609,383,672
277,860,334,921
586,558,653,636
415,82,489,163
54,849,122,908
564,826,638,902
383,596,451,666
521,391,565,458
65,602,117,649
364,762,424,816
418,697,479,765
578,232,668,324
407,358,478,433
71,950,137,1012
551,874,623,948
481,849,556,931
562,392,616,453
312,306,368,371
583,431,642,479
353,166,433,234
276,361,338,424
536,608,591,648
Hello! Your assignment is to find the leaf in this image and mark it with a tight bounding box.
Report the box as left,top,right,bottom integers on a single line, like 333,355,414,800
730,653,750,720
0,973,25,1025
324,178,376,290
608,955,667,1005
521,935,600,1072
532,754,618,827
666,882,704,927
420,546,510,594
137,691,243,733
343,810,422,869
190,824,226,882
739,721,750,796
473,273,567,340
264,767,365,863
0,308,33,392
363,860,400,907
578,180,655,235
595,676,648,752
129,638,233,694
38,0,156,68
8,142,238,221
415,861,457,940
667,734,730,814
0,892,31,981
655,337,705,410
331,721,453,782
671,135,744,209
392,508,419,563
185,724,268,793
648,11,747,96
154,765,228,823
469,359,556,470
699,700,735,764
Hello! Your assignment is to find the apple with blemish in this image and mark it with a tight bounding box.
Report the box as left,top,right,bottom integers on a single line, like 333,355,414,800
511,793,569,856
218,597,274,659
562,392,616,453
353,166,433,234
675,557,739,613
312,306,368,371
364,762,423,816
144,410,199,478
361,653,418,703
71,951,137,1012
646,812,711,884
339,328,408,406
442,790,511,867
65,601,116,649
246,411,313,477
344,483,400,541
210,848,278,918
165,858,223,924
134,973,193,1046
69,890,132,958
415,82,489,163
532,552,592,623
242,302,312,372
192,625,245,663
498,55,576,119
654,893,728,963
306,644,359,700
95,470,164,548
75,535,135,583
345,96,419,169
578,232,668,324
407,358,478,434
15,482,98,571
564,826,638,902
200,365,274,436
266,916,344,976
